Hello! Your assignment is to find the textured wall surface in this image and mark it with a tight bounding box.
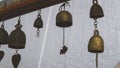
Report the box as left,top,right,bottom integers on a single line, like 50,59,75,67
0,0,120,68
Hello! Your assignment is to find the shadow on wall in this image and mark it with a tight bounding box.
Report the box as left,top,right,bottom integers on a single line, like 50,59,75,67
115,61,120,68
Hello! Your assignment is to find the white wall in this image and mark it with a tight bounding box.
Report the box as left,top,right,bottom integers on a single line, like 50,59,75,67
0,0,120,68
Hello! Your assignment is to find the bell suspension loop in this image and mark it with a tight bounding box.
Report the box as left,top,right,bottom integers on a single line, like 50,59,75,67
93,0,98,4
38,9,41,17
59,1,70,11
15,49,19,55
16,16,22,28
96,53,98,68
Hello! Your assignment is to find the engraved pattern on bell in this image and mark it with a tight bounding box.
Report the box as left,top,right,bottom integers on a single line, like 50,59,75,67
56,11,72,27
88,30,104,53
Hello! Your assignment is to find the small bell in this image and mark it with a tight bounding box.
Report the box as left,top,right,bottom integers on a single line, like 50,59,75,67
88,30,104,53
8,17,26,49
34,10,43,37
90,0,104,19
0,22,9,44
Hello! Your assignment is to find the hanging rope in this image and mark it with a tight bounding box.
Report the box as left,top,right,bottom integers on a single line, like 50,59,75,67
63,28,65,46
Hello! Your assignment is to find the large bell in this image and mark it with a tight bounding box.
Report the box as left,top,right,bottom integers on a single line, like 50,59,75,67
56,11,72,27
0,23,9,44
8,23,26,49
90,0,104,19
88,30,104,53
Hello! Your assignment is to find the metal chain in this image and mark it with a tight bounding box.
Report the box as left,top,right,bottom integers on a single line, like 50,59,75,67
15,49,19,55
94,19,98,30
36,28,40,38
38,9,41,17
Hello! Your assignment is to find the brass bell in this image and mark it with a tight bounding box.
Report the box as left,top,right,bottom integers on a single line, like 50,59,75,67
0,22,9,44
34,14,43,29
88,30,104,53
56,11,72,27
90,0,104,19
8,19,26,49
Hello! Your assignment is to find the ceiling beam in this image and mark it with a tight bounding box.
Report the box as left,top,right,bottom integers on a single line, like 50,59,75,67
0,0,69,22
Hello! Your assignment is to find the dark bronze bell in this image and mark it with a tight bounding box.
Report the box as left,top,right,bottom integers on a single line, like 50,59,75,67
0,22,9,44
56,11,72,27
12,54,21,68
0,51,4,62
90,0,104,19
8,20,26,49
34,14,43,29
88,30,104,53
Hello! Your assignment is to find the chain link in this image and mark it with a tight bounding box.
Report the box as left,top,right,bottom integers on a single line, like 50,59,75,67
94,19,98,30
36,29,40,38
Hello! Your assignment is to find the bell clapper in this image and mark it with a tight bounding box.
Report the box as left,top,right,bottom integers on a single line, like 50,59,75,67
96,53,98,68
60,28,68,55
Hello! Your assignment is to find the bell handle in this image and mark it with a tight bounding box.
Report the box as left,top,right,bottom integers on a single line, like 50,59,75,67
93,0,98,4
37,9,41,18
94,29,99,35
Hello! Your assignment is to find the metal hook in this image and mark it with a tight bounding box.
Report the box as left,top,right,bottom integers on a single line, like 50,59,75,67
59,1,70,11
15,49,19,55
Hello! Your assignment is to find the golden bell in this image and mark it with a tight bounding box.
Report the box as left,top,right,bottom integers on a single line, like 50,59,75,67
90,2,104,19
88,30,104,53
8,23,26,49
56,11,72,27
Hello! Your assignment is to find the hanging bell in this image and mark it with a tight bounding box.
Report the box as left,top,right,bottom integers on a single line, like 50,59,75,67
56,10,72,27
8,19,26,49
90,0,104,19
0,22,9,44
88,30,104,53
34,13,43,29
